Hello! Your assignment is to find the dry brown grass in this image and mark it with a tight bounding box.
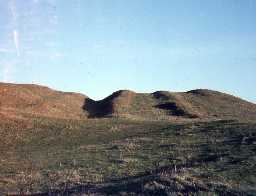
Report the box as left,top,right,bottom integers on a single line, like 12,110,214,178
1,82,256,122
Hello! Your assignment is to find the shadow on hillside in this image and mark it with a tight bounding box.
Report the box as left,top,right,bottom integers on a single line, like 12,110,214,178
83,98,112,118
155,102,186,116
155,102,198,118
83,91,132,118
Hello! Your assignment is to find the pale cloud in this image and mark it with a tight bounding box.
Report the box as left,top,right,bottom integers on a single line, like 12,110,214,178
13,30,20,57
8,1,21,57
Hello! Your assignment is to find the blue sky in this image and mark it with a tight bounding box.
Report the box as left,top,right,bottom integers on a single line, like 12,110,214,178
0,0,256,102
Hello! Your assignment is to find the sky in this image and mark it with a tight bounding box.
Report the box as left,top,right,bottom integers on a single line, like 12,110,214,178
0,0,256,102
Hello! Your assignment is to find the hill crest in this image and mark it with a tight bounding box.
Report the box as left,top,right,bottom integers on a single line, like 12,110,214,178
0,82,256,121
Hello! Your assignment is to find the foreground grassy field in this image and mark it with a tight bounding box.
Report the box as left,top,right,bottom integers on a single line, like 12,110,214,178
0,118,256,195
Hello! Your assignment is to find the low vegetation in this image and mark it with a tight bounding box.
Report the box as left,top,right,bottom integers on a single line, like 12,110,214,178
0,118,255,195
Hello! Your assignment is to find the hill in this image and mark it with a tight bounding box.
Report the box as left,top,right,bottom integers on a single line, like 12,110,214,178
0,82,87,120
85,89,256,121
0,82,256,195
1,82,256,122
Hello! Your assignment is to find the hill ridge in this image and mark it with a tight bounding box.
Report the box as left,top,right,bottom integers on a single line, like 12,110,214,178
0,82,256,121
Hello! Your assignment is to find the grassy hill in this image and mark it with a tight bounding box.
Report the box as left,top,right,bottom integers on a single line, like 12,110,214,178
85,89,256,121
0,83,256,195
0,82,87,120
1,82,256,121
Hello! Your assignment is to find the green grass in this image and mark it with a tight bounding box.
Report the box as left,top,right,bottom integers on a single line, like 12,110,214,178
0,118,256,195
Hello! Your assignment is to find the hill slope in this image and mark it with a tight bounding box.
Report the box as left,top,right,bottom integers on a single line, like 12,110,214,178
0,82,87,120
0,82,256,121
88,89,256,121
